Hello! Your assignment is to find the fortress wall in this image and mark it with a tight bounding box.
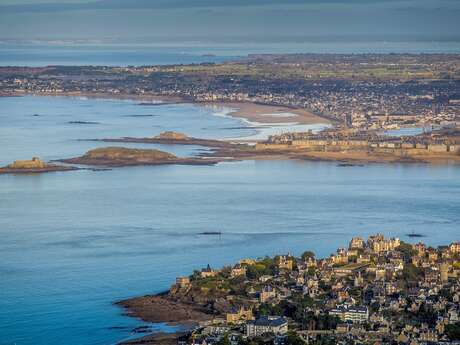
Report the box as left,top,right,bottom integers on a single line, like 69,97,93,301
255,143,291,150
448,145,460,154
428,144,449,153
8,158,46,169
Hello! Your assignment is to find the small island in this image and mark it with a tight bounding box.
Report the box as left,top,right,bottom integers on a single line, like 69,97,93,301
0,157,77,174
86,126,460,166
117,234,460,345
92,131,238,148
59,147,222,167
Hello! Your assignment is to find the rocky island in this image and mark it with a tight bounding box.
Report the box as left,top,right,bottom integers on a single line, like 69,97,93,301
92,131,237,148
118,235,460,345
0,157,77,174
90,127,460,166
59,147,222,167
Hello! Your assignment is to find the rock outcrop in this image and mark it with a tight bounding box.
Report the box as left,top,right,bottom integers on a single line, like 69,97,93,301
60,147,221,167
84,147,177,161
153,131,190,141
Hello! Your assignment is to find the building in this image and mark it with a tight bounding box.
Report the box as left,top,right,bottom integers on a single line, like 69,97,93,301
231,264,247,278
226,306,254,324
246,316,288,337
349,237,365,249
240,259,256,265
276,255,293,270
176,276,191,288
200,264,217,278
7,157,46,169
449,242,460,254
260,285,276,302
368,235,400,253
333,263,369,277
329,305,369,323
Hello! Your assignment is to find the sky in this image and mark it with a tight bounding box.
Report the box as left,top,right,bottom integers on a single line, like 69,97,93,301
0,0,459,43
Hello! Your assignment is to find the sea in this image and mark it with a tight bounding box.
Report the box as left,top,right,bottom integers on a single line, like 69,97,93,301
2,41,460,67
1,46,460,345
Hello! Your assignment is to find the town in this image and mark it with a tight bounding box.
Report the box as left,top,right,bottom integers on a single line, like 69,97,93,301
1,54,460,132
122,235,460,345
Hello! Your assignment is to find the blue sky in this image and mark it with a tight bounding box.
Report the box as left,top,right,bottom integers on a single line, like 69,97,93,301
0,0,459,42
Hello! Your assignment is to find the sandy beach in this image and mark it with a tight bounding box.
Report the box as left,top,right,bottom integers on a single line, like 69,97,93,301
4,91,329,126
209,101,331,125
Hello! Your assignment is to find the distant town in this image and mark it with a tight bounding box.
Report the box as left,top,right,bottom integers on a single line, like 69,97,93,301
1,54,460,132
119,234,460,345
1,54,460,171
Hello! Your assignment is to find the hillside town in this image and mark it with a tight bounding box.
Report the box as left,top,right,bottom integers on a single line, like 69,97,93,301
143,235,460,345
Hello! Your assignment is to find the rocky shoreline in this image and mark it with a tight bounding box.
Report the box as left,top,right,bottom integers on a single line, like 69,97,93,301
0,165,78,174
0,157,78,175
116,294,214,324
59,147,223,167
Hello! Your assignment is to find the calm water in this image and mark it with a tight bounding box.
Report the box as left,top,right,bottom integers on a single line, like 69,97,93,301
2,41,460,67
1,96,460,345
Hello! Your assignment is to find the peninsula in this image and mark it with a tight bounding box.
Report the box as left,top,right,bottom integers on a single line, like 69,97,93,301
118,235,460,345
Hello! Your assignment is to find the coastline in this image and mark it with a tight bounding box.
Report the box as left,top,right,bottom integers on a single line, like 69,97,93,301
206,101,331,126
2,92,458,167
1,91,329,127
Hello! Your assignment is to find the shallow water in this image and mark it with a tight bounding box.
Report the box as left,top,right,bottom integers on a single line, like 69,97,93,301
1,96,460,345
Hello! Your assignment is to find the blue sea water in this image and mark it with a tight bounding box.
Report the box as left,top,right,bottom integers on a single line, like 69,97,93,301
0,96,460,345
1,41,460,67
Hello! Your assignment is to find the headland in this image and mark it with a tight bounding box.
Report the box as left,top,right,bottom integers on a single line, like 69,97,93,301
117,234,460,345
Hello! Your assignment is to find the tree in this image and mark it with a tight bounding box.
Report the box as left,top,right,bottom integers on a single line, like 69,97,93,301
397,242,417,262
286,331,305,345
301,251,315,261
446,322,460,340
402,263,422,282
216,334,231,345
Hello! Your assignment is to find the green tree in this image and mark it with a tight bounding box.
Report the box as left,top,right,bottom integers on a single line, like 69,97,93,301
402,263,422,282
286,331,305,345
301,251,315,261
216,334,231,345
446,322,460,340
397,242,417,262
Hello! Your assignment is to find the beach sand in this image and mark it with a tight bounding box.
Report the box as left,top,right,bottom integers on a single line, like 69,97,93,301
209,101,330,125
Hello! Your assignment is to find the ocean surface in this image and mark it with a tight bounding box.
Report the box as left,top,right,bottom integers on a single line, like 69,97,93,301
1,41,460,67
1,96,460,345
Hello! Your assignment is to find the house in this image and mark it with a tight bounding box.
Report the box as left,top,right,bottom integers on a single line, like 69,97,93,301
246,316,288,337
230,264,247,278
329,304,369,323
201,264,217,278
277,255,294,270
349,237,365,249
260,285,276,302
226,306,254,324
449,242,460,254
